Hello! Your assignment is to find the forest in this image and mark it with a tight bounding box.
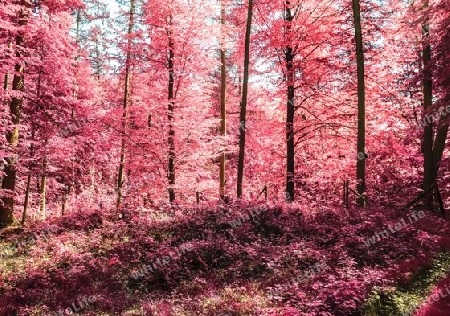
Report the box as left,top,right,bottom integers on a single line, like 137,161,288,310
0,0,449,315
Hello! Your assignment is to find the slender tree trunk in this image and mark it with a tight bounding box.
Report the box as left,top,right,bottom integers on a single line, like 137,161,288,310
39,128,47,220
167,15,176,203
284,1,295,203
76,9,81,63
117,0,135,208
237,0,254,199
3,51,11,91
23,71,42,225
0,1,29,226
95,39,101,81
421,2,434,207
431,122,449,181
3,42,12,91
219,0,227,200
427,111,449,215
71,9,82,119
21,174,31,225
3,73,9,90
40,156,47,221
21,125,35,226
1,43,12,184
352,0,366,207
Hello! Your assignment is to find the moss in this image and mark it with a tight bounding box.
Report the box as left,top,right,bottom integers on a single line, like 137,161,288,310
362,252,450,316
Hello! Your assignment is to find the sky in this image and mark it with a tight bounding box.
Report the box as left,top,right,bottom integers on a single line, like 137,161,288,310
106,0,119,18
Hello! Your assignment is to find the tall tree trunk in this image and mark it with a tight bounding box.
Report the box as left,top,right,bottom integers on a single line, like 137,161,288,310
219,0,227,200
3,74,8,90
352,0,366,207
1,43,12,184
284,1,295,203
21,174,31,225
21,120,36,226
71,9,82,119
237,0,254,199
0,1,29,227
76,8,81,63
94,39,101,81
117,0,135,209
431,121,449,181
40,156,47,221
3,42,12,91
421,1,434,207
167,15,176,203
61,185,71,216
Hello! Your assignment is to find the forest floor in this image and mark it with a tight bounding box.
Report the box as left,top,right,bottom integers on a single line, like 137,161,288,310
1,203,450,315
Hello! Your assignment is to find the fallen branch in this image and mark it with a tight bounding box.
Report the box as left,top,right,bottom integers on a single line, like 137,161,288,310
257,186,267,199
400,185,435,212
349,188,368,204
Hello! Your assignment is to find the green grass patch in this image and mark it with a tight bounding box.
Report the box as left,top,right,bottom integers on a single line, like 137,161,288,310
362,252,450,316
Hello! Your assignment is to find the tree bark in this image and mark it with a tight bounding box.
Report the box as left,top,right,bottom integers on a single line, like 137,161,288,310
167,15,176,203
351,0,366,207
76,8,81,63
431,122,449,181
3,73,9,91
219,0,227,200
420,0,448,211
3,42,12,91
421,2,435,208
39,157,47,221
117,0,135,209
237,0,254,199
0,0,29,227
284,1,295,203
21,117,36,226
21,174,31,225
61,185,71,216
1,42,12,184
